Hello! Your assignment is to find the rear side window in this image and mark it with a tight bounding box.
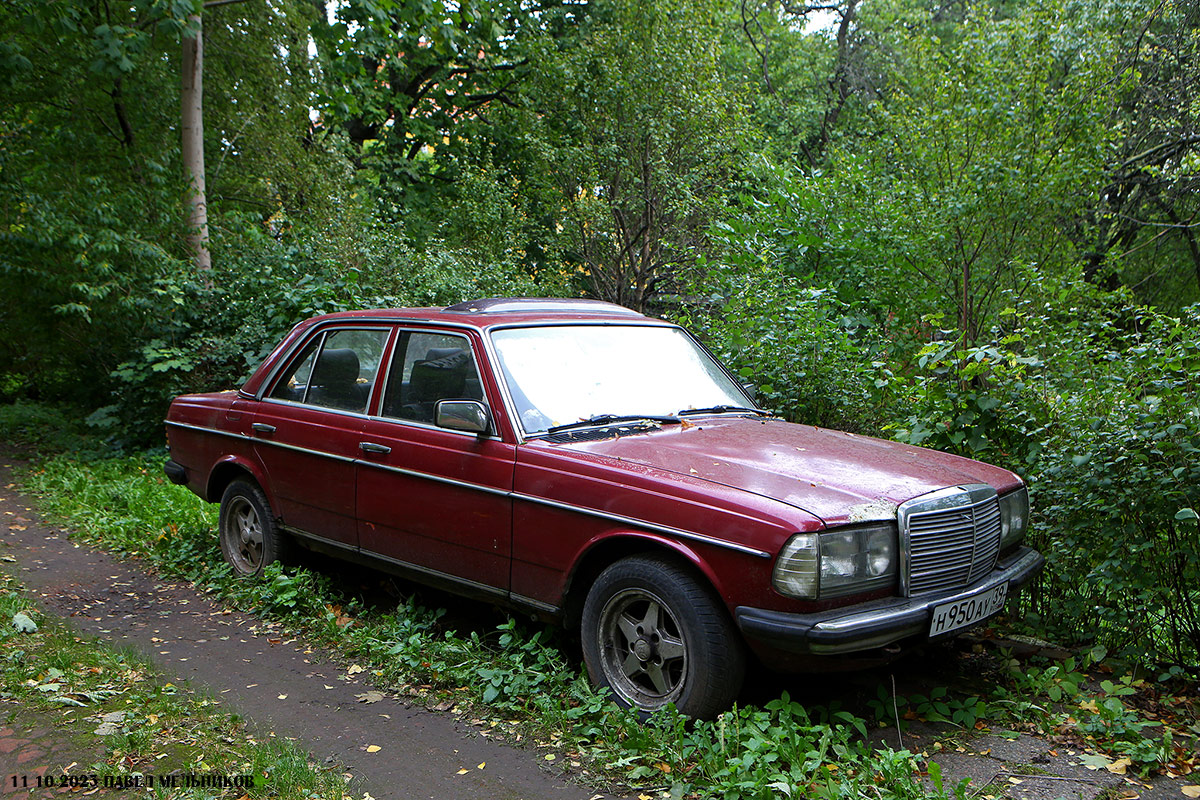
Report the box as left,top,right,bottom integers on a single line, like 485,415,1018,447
380,331,484,423
269,328,390,413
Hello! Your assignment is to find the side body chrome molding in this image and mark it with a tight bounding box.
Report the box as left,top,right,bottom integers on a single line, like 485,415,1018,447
168,419,769,560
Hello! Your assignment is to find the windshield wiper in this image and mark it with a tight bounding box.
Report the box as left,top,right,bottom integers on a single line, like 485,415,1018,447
546,414,682,435
677,405,770,417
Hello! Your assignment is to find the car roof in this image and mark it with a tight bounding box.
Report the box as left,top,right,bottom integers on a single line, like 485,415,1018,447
300,297,668,331
241,298,678,398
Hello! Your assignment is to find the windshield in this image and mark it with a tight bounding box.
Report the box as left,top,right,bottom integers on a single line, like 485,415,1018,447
490,324,752,435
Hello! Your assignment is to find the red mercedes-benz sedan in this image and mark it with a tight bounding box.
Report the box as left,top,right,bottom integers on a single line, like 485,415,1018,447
164,297,1043,718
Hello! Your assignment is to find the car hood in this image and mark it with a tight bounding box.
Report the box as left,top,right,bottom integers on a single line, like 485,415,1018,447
557,416,1022,526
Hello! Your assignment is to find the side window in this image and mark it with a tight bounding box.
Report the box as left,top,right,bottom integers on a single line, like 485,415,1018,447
268,328,390,413
269,337,321,403
381,331,484,423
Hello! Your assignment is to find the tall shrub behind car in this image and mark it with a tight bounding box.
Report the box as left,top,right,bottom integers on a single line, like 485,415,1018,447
1031,303,1200,666
887,292,1200,667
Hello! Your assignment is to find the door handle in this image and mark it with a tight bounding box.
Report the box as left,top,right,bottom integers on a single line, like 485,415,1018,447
252,423,276,435
359,442,391,455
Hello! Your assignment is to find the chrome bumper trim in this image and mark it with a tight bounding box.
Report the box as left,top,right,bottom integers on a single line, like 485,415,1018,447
736,547,1044,655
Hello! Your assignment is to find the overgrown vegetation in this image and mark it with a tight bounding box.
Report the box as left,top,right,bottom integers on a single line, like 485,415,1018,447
6,424,1196,796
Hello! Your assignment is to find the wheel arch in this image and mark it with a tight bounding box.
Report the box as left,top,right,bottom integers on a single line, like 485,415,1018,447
561,533,727,633
206,457,272,511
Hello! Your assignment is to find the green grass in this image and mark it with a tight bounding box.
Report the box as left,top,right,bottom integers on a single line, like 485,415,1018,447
0,571,353,799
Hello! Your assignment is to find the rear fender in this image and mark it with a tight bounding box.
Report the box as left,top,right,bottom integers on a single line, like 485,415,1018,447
205,456,276,515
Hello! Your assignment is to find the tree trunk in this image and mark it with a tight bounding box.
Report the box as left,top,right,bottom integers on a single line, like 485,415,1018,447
182,12,212,273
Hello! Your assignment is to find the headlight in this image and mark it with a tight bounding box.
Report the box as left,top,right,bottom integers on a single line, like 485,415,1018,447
998,486,1029,551
772,523,898,600
772,533,819,599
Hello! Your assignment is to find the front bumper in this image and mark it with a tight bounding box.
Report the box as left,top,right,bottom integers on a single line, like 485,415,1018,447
735,546,1044,656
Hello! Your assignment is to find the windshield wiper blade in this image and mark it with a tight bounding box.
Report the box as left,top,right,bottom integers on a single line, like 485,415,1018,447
677,405,769,417
546,414,682,435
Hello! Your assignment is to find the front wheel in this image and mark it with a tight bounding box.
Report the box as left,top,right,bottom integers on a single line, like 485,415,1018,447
218,480,286,577
581,555,745,719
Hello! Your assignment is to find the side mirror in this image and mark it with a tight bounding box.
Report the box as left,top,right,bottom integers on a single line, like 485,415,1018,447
435,399,492,435
741,382,759,403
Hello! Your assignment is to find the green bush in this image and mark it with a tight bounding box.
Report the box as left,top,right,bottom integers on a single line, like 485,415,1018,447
882,291,1200,666
1029,303,1200,665
886,311,1048,467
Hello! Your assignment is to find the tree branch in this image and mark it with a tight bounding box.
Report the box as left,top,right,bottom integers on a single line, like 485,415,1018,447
108,81,135,147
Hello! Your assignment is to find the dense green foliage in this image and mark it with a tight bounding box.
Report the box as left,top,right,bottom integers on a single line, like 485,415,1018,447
2,0,1198,673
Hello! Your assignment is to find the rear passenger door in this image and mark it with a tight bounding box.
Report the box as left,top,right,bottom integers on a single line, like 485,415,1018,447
356,329,516,595
251,326,392,549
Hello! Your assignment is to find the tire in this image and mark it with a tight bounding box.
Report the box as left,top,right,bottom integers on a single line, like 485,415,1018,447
218,479,287,577
581,555,746,719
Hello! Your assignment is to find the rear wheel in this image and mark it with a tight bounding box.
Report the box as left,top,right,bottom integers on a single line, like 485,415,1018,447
581,555,745,719
218,480,286,577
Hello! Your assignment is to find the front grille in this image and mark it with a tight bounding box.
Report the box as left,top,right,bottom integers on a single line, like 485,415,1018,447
900,485,1001,596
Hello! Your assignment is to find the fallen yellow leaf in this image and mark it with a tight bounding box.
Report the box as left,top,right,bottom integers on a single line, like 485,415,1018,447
456,769,468,775
277,694,287,700
366,745,381,753
477,763,485,770
1182,786,1200,798
1108,757,1132,775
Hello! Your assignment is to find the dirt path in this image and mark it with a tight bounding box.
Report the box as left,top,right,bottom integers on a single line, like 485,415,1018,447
0,459,611,800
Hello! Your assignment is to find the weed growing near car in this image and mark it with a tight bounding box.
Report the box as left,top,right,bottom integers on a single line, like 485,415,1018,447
16,448,1200,797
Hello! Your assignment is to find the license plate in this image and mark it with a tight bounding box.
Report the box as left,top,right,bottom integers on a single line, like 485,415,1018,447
929,583,1008,638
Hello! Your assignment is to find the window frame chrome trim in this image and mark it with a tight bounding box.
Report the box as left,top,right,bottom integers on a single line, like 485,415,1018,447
254,317,479,403
262,324,394,411
368,324,503,440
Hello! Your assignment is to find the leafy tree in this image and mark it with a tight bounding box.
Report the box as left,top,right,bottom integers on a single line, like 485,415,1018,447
1079,0,1200,307
312,0,555,197
826,0,1122,341
525,0,751,310
0,0,352,416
